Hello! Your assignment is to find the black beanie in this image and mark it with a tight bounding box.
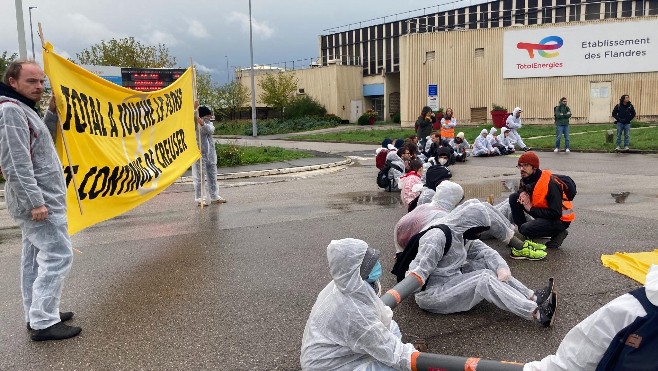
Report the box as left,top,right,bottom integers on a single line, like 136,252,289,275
198,106,212,118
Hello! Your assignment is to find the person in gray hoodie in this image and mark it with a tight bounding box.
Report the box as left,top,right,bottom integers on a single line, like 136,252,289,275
0,61,80,341
506,107,531,152
553,97,572,153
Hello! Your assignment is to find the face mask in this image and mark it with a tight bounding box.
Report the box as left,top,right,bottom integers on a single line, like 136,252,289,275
439,158,448,166
366,261,382,283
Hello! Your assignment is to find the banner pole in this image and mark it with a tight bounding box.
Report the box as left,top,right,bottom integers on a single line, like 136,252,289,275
39,23,84,215
190,57,204,208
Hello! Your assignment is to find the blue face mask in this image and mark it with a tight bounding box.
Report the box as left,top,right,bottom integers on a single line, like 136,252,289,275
366,261,382,283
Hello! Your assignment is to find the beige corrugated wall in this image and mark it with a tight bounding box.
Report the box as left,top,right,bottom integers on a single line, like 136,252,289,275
400,16,658,127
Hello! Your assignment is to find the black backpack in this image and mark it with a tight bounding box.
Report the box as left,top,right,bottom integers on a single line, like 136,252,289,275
552,174,577,201
391,224,452,284
376,162,403,190
596,287,658,371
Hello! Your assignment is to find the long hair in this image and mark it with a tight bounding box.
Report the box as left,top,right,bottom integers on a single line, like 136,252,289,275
619,94,629,105
420,106,432,117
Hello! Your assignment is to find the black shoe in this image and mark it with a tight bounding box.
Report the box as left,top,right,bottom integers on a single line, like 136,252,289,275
536,292,558,327
27,311,74,331
31,322,81,341
534,278,555,304
546,230,568,249
523,147,532,152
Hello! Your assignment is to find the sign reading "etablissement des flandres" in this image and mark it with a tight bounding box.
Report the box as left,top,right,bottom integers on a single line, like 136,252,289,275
502,19,657,78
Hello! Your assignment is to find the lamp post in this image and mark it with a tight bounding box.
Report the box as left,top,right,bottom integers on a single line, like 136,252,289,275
225,55,229,83
14,0,28,60
28,6,37,60
248,0,258,137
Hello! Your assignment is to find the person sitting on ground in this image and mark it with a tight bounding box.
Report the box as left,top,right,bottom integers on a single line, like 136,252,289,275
524,264,658,371
440,108,457,142
452,132,470,162
375,139,396,170
498,127,516,154
472,129,499,157
509,152,574,259
394,181,463,253
506,107,532,152
416,106,436,150
423,131,449,160
384,145,409,192
400,159,424,210
487,127,508,155
300,239,417,370
406,201,558,327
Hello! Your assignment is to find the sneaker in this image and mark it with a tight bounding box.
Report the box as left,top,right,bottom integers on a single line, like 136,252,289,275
553,148,558,153
523,239,547,251
523,147,532,152
510,246,547,260
545,230,568,249
565,148,570,153
536,292,558,327
624,146,629,151
211,196,227,204
195,198,209,206
534,278,555,304
27,312,74,331
615,146,620,151
31,322,81,341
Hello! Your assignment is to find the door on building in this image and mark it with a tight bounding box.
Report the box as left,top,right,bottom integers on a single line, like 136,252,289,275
589,82,612,123
350,100,362,123
371,96,384,121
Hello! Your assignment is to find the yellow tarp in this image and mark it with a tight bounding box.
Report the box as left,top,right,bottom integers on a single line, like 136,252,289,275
43,42,200,235
601,249,658,284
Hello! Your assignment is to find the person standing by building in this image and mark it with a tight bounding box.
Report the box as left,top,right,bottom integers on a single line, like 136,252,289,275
612,94,636,151
506,107,531,152
193,105,226,206
0,61,81,341
416,106,435,150
440,107,456,142
553,97,571,153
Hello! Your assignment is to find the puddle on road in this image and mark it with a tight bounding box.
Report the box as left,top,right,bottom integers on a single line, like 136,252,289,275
462,179,517,202
328,192,402,210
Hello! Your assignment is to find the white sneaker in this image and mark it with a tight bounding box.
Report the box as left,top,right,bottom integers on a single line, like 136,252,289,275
553,148,558,153
615,146,620,151
624,146,629,150
211,196,227,204
565,148,570,153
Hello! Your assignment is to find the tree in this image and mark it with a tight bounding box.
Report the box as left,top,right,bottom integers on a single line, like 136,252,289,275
0,51,18,79
195,71,221,112
258,72,298,119
218,81,249,120
75,37,176,68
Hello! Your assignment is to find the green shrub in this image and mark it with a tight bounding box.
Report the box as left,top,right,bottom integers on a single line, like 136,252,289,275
285,95,327,119
243,116,340,136
357,114,370,126
216,143,242,167
392,112,401,124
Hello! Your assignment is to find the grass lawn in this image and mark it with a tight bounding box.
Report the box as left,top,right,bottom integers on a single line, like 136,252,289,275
215,143,314,168
291,122,658,151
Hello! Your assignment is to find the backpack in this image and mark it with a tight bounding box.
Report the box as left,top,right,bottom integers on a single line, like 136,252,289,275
375,149,390,170
390,224,452,284
596,287,658,371
376,162,403,190
552,174,577,201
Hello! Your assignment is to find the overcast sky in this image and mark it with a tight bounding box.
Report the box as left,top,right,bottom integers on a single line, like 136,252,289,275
3,0,485,84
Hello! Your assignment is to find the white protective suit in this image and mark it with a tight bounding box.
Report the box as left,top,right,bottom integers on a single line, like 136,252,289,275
498,127,515,153
394,181,464,252
300,239,416,371
385,151,405,192
408,201,539,320
0,96,73,330
192,116,219,201
524,264,658,371
472,129,497,157
505,107,528,149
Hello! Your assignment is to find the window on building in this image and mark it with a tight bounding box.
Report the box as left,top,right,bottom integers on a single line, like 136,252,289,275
503,0,514,26
604,2,617,18
649,0,658,15
635,0,645,16
569,3,581,22
475,48,484,58
479,3,490,28
527,0,538,24
585,2,601,20
555,0,567,22
621,0,633,17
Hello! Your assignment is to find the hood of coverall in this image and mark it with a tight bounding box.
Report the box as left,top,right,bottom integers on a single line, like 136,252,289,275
513,107,523,116
431,181,464,212
327,238,379,296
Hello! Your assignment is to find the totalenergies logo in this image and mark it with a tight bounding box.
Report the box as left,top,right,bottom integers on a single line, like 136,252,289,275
517,36,564,58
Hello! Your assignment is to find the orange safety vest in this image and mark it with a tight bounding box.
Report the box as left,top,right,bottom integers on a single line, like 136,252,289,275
531,170,575,222
440,117,455,139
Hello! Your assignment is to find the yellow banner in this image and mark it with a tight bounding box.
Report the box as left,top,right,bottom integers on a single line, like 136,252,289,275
43,42,200,235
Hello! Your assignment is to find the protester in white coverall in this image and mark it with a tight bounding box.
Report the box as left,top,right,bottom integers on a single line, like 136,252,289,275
407,201,557,326
472,129,497,157
300,238,417,370
193,105,225,205
525,264,658,370
0,61,80,341
505,107,531,152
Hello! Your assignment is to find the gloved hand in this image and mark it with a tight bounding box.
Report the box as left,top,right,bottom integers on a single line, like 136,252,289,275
497,268,511,282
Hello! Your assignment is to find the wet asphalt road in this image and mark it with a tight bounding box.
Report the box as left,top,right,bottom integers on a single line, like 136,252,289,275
1,147,657,370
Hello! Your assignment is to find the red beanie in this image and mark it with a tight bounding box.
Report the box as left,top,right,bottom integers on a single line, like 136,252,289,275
518,151,540,169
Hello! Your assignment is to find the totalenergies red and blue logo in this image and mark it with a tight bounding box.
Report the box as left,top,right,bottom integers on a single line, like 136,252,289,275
517,36,564,58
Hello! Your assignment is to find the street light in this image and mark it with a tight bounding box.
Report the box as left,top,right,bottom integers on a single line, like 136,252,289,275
225,55,229,83
28,6,37,60
248,0,257,137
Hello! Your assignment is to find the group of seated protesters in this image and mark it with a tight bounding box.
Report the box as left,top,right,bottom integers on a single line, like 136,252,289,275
472,126,516,157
